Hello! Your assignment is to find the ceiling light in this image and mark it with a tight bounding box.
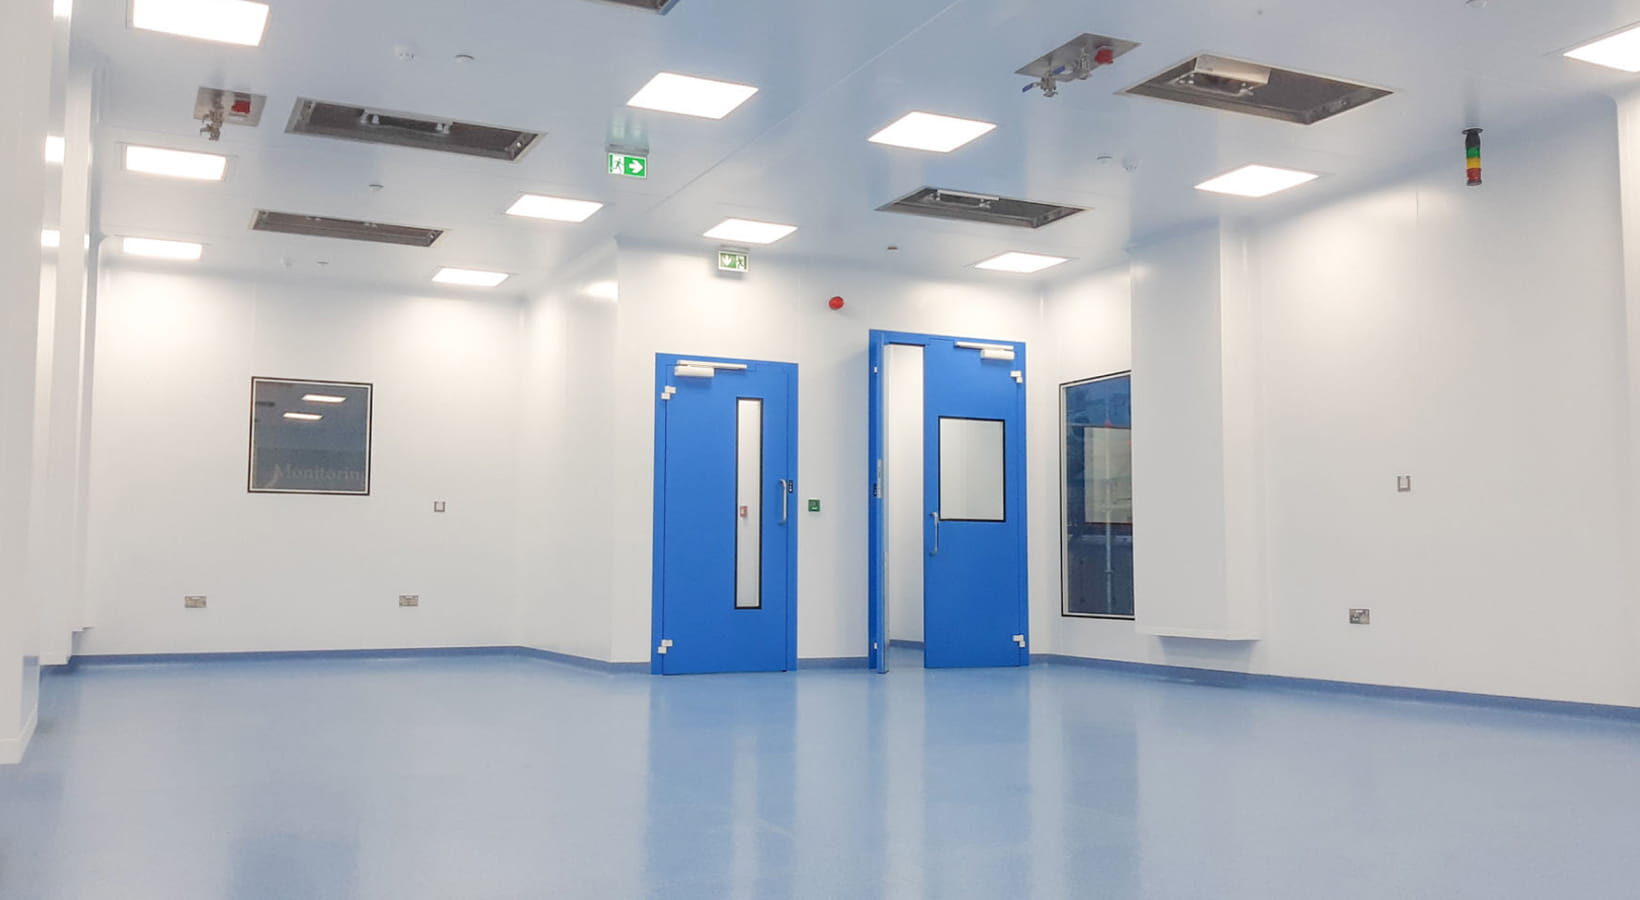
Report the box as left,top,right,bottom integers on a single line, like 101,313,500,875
54,0,72,19
301,394,347,404
1565,23,1640,72
130,0,270,47
1195,164,1319,198
973,251,1069,274
42,229,61,249
868,111,997,153
122,237,203,260
627,72,759,119
124,145,228,181
282,412,323,421
45,135,64,164
703,218,797,245
433,267,510,288
506,194,605,223
585,280,620,301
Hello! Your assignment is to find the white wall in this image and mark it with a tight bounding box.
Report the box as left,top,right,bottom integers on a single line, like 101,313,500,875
80,268,524,655
1046,102,1640,708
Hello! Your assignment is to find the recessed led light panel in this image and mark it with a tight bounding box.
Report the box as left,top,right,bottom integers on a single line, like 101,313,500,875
868,112,997,153
506,194,605,223
124,145,229,181
628,72,759,119
702,218,797,245
1565,23,1640,72
433,267,510,287
973,251,1069,274
1194,164,1319,198
130,0,270,46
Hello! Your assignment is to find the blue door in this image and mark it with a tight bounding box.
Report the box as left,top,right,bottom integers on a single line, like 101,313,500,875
653,354,798,674
869,332,1027,670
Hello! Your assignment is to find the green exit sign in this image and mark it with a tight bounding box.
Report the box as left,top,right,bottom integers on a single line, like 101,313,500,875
607,153,647,178
718,250,749,272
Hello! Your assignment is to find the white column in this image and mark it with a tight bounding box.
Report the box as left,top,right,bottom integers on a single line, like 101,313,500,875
0,0,57,764
1128,222,1265,641
34,65,98,665
1611,90,1640,651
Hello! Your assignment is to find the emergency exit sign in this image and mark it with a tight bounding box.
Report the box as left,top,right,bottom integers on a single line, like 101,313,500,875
718,250,749,272
608,153,647,178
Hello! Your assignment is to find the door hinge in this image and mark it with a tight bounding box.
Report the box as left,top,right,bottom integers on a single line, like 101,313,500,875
660,386,677,401
657,639,674,654
873,458,884,499
1012,634,1027,648
1011,370,1023,384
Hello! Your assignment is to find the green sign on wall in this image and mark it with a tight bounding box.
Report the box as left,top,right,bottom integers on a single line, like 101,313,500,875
718,250,749,272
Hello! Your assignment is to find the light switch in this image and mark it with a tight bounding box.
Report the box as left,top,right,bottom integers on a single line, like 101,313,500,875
399,595,420,607
1396,475,1412,493
184,595,207,609
433,500,447,513
807,499,821,513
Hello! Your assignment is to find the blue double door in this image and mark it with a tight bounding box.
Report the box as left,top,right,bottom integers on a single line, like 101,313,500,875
870,332,1028,671
652,354,798,674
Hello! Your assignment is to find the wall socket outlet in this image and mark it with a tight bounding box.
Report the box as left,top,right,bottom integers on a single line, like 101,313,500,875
184,595,207,609
399,595,420,607
433,501,446,513
1349,608,1371,625
1396,475,1412,493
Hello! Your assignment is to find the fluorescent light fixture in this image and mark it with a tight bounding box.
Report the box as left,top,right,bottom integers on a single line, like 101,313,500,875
42,229,61,249
433,267,510,288
868,111,997,153
506,194,605,223
54,0,72,19
973,251,1069,274
124,145,228,181
703,218,797,245
130,0,270,47
45,135,64,164
1195,164,1319,198
301,394,347,404
282,412,323,421
121,237,203,260
585,280,619,301
1565,23,1640,72
627,72,759,119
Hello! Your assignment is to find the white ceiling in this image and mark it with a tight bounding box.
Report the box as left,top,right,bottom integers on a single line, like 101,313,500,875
68,0,1640,295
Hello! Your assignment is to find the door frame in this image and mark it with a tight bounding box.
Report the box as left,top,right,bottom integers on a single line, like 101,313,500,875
867,330,1028,672
651,352,799,674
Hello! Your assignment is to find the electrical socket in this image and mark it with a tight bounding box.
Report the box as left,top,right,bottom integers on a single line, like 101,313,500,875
399,595,420,608
1396,475,1412,493
1349,608,1371,625
184,595,207,609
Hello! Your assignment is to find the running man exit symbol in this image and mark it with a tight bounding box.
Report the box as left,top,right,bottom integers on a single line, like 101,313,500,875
608,153,647,178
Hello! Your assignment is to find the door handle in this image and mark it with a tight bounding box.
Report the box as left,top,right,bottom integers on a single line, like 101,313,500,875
929,511,940,556
780,479,791,524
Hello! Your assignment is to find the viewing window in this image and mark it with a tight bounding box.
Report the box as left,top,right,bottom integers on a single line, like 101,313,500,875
1062,374,1132,618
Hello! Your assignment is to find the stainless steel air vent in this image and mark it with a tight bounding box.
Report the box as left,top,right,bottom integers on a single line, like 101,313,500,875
1122,54,1391,125
251,211,445,248
589,0,682,11
286,99,541,161
878,187,1086,229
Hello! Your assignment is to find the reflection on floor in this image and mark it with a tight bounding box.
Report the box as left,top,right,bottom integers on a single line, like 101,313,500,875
2,647,1638,899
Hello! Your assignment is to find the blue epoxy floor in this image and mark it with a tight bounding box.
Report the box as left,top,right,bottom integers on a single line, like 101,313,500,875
3,650,1639,899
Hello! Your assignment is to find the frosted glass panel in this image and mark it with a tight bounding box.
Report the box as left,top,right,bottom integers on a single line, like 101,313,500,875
735,399,763,609
939,417,1005,522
